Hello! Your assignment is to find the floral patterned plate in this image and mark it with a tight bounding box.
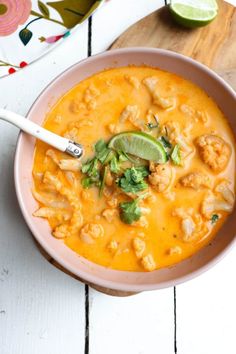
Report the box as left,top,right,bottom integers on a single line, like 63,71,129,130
0,0,104,78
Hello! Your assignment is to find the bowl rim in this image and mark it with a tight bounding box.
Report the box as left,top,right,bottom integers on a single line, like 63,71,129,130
14,47,236,292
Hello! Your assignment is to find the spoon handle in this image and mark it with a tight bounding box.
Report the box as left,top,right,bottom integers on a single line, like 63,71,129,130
0,108,83,158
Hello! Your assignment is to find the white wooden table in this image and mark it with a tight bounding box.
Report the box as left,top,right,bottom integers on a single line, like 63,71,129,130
0,1,235,353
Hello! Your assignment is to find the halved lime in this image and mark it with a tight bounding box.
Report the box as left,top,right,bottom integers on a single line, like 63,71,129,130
169,0,218,28
108,131,167,163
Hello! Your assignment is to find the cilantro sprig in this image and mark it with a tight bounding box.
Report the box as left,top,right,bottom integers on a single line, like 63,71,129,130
119,193,148,224
119,199,141,224
117,166,149,194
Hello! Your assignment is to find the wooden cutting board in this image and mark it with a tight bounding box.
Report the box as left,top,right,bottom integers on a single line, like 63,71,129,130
38,0,236,296
111,0,236,90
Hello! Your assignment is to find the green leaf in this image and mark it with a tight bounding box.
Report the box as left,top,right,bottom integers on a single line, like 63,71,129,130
104,150,115,164
119,199,141,224
95,139,110,164
110,156,120,173
47,0,98,28
171,144,181,165
19,28,33,46
38,1,50,17
81,177,94,189
118,167,149,194
99,166,108,197
211,214,219,224
81,158,99,178
160,136,172,149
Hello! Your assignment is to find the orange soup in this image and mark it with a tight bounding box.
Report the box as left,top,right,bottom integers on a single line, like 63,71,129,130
32,66,235,272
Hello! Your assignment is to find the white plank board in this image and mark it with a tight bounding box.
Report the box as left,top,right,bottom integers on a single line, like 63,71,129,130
0,22,89,354
177,249,236,354
89,288,175,354
92,0,166,55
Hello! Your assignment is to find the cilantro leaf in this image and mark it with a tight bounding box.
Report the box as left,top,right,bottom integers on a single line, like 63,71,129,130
211,214,219,224
119,198,141,224
110,155,120,173
118,166,149,194
82,158,99,178
81,177,94,189
160,136,172,149
94,139,110,163
99,166,108,197
171,144,181,165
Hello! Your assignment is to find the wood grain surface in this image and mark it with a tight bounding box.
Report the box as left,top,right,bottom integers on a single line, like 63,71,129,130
38,0,236,296
111,0,236,89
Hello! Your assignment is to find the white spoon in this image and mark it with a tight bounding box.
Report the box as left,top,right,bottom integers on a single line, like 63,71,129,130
0,108,83,158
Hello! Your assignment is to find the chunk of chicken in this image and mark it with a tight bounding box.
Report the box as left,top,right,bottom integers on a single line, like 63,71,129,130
46,149,59,164
70,100,86,113
195,110,208,124
106,197,118,208
143,76,176,109
172,207,207,242
141,254,156,271
180,172,211,190
102,208,118,223
42,172,83,233
162,121,193,159
33,207,71,221
215,180,235,205
201,191,234,219
168,246,182,255
58,159,81,172
124,75,140,89
46,149,81,172
106,123,120,134
81,190,94,203
120,105,144,130
180,104,195,117
195,135,231,172
107,240,118,252
32,189,69,209
83,84,100,104
181,218,195,240
163,121,180,142
80,223,104,244
148,163,173,192
53,224,69,239
69,210,84,234
68,120,93,129
163,191,176,201
64,127,80,142
180,105,209,124
64,171,79,189
132,216,149,228
133,238,146,258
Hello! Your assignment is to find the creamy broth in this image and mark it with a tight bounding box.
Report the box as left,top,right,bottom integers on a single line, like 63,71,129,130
32,66,235,272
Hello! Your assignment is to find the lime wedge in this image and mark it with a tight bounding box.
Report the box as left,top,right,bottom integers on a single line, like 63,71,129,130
108,131,167,163
169,0,218,28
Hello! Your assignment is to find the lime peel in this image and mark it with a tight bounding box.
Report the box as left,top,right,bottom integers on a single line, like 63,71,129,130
169,0,218,28
108,131,167,164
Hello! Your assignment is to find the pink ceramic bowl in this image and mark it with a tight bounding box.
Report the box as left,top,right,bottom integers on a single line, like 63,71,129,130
14,48,236,292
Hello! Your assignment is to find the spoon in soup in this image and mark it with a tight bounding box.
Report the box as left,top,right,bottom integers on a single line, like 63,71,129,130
0,108,83,158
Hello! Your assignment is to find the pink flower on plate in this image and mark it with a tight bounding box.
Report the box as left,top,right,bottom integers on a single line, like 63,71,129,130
0,0,32,36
